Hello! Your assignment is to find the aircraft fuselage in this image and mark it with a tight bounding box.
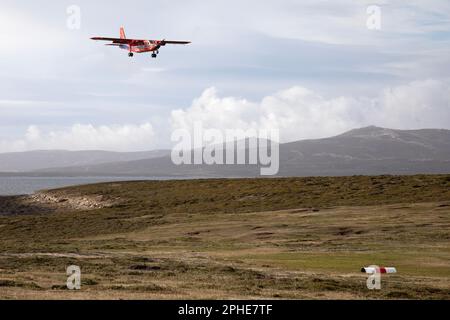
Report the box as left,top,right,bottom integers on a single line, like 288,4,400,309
120,41,160,53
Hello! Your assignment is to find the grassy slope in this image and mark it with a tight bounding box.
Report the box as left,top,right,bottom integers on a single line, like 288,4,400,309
0,175,449,299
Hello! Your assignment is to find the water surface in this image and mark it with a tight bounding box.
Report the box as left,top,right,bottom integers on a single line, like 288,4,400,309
0,176,165,195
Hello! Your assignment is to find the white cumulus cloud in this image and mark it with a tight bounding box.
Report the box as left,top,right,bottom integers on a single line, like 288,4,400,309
171,79,450,142
0,123,155,153
1,79,448,153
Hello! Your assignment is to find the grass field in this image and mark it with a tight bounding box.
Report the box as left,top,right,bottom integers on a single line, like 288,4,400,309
0,175,449,299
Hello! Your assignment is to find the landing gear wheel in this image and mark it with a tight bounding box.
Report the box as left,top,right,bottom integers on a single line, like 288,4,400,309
151,53,157,58
128,52,134,57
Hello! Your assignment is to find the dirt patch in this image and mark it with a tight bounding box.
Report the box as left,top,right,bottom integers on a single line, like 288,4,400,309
0,191,121,216
29,192,117,211
0,252,110,259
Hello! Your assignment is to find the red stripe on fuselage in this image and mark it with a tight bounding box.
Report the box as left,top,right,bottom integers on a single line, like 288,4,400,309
120,44,159,53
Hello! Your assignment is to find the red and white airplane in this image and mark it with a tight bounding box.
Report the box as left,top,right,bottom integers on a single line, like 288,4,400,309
91,27,190,58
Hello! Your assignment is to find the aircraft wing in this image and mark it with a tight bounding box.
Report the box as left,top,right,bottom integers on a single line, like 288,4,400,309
90,37,146,45
91,37,191,45
161,40,191,45
149,40,191,45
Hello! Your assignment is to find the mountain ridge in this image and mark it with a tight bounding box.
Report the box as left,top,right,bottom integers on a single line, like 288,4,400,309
1,126,450,177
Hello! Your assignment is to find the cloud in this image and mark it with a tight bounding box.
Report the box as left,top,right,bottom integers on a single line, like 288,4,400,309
0,8,68,55
245,0,450,46
1,1,449,131
377,79,450,128
1,79,449,152
171,79,450,142
0,123,155,153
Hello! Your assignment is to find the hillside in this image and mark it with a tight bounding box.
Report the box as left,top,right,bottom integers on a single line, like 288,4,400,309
0,149,170,172
31,126,450,177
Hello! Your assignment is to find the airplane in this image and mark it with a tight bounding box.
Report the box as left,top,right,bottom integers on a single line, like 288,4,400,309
91,27,191,58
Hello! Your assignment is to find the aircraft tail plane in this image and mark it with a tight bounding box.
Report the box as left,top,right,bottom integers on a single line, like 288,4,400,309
120,27,126,39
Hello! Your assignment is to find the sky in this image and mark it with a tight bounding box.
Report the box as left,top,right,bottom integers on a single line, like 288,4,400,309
0,0,449,152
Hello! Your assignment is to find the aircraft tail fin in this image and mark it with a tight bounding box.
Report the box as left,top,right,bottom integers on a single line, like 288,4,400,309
120,27,126,39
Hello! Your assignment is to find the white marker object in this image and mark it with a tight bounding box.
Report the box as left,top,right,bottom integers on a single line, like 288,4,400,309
361,267,397,274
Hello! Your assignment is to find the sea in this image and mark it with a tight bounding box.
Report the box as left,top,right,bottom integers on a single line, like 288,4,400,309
0,176,169,196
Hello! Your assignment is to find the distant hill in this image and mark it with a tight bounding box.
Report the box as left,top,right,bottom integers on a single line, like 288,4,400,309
279,126,450,176
0,149,170,172
2,126,450,177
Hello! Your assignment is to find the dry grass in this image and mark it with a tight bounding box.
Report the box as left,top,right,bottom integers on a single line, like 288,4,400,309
0,175,449,299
